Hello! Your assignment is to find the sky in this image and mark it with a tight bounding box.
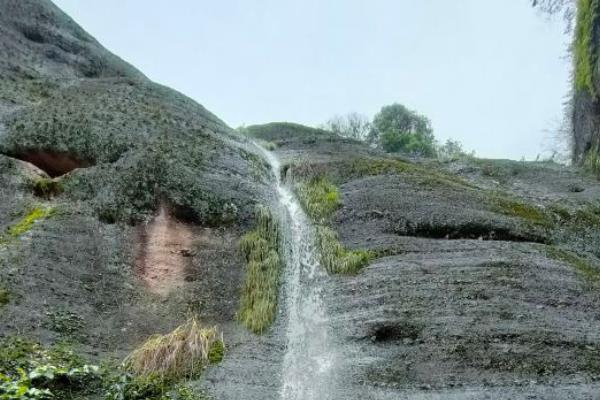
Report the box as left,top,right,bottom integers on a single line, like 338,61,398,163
53,0,571,160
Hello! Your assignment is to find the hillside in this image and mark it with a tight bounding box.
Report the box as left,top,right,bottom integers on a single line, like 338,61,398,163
0,1,273,397
1,2,600,400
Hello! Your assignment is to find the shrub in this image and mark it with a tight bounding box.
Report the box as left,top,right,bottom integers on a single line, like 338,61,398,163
125,318,223,381
0,337,100,399
323,112,371,141
436,139,474,162
105,374,211,400
238,205,281,334
27,178,64,199
105,373,169,400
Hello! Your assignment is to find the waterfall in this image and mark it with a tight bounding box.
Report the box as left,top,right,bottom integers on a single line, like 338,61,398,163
255,145,337,400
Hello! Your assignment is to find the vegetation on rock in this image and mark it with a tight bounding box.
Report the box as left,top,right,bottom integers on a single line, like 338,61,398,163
0,337,101,400
238,205,282,334
294,176,373,274
316,226,373,274
26,178,64,199
296,177,341,223
547,246,600,282
574,0,598,97
125,318,223,381
0,206,55,245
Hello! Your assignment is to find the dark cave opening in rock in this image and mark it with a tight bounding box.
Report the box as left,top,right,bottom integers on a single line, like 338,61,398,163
11,150,93,177
393,221,548,244
368,323,423,343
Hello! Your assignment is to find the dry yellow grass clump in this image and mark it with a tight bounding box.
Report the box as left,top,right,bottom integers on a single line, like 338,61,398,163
125,318,224,380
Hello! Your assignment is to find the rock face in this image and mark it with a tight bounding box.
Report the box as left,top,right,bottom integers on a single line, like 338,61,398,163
246,123,600,399
0,0,271,365
1,2,600,400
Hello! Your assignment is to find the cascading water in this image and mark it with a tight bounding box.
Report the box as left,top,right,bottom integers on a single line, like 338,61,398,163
255,145,338,400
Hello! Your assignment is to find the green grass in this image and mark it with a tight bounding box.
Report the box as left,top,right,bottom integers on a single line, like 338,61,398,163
296,177,342,222
238,205,281,334
294,172,375,274
547,246,600,282
316,226,374,274
574,0,599,97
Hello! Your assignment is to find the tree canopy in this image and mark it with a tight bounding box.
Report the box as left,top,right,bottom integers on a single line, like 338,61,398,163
369,103,436,156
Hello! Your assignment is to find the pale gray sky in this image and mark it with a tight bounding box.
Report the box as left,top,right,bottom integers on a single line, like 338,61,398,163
53,0,570,160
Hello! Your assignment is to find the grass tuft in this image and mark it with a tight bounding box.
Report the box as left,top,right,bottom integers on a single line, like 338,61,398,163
125,318,223,381
316,226,373,274
294,175,374,274
238,205,281,334
296,177,341,222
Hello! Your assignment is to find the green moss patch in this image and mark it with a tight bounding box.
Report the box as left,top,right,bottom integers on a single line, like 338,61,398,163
0,287,10,307
0,206,55,245
289,157,476,191
490,196,553,227
238,205,282,334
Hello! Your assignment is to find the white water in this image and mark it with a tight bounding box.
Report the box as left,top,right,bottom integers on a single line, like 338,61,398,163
255,145,337,400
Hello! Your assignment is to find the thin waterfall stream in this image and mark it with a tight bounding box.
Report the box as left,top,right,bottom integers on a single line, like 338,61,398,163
255,144,338,400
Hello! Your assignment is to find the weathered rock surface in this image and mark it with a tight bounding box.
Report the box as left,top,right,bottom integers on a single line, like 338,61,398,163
1,2,600,399
246,122,600,399
0,0,272,372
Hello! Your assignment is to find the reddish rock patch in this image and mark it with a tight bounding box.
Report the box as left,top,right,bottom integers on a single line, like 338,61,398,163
15,150,92,177
135,205,194,297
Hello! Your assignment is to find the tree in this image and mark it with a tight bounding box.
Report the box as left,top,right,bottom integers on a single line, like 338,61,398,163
324,112,371,141
369,103,436,156
436,139,474,162
531,0,575,30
